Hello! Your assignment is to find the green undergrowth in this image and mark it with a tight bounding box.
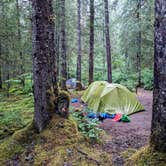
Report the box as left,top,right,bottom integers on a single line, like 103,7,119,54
70,108,103,143
69,91,104,142
0,86,112,165
0,115,112,165
123,146,166,166
0,91,34,140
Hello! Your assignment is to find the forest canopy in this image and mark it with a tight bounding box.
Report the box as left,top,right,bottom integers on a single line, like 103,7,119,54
0,0,154,91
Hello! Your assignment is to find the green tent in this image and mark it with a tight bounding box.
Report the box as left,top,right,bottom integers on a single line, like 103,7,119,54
81,81,144,115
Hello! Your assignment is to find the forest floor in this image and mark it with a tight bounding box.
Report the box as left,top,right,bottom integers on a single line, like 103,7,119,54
71,88,153,166
0,88,153,165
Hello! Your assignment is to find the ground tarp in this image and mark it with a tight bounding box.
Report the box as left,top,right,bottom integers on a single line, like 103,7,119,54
81,81,144,115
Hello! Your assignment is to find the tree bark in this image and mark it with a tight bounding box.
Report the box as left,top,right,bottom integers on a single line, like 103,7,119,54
2,2,10,96
102,18,106,77
136,0,141,87
55,0,60,82
32,0,58,132
16,0,25,87
150,0,166,152
76,0,82,82
0,68,2,89
89,0,94,84
60,0,67,90
104,0,112,83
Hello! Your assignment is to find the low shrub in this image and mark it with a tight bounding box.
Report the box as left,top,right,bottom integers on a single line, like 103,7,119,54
142,68,153,90
70,108,102,142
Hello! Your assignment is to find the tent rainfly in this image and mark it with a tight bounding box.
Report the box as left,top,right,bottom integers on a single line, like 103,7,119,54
81,81,144,115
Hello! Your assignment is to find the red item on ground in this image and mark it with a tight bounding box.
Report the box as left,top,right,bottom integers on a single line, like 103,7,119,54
112,113,122,122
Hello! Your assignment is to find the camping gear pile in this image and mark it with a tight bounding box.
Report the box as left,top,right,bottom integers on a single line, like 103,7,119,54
87,112,130,122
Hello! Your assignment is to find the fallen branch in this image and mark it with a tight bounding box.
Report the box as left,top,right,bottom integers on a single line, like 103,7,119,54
76,147,101,166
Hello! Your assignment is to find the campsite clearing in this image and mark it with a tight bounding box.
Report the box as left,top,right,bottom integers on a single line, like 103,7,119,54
71,88,152,166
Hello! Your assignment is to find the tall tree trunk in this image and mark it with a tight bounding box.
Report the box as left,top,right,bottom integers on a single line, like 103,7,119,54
76,0,82,82
2,2,10,96
89,0,94,84
60,0,67,89
6,68,10,98
0,43,2,89
104,0,112,83
102,17,106,78
32,0,58,132
0,68,2,89
55,0,61,82
16,0,25,87
136,0,141,87
125,50,129,70
55,0,60,82
55,28,60,82
150,0,166,152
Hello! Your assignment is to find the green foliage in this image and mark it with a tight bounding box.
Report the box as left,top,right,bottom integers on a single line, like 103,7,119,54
70,109,102,142
0,110,24,129
23,79,33,94
112,68,153,91
142,68,153,90
94,71,106,81
78,118,102,140
112,70,137,91
5,79,21,84
4,73,33,95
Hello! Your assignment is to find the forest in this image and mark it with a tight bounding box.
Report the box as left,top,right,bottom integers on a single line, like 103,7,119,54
0,0,165,165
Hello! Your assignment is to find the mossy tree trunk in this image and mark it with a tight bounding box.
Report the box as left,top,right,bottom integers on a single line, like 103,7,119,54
32,0,58,132
89,0,94,85
150,0,166,152
104,0,112,83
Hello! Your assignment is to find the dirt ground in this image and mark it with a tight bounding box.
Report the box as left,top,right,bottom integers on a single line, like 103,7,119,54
71,88,153,166
100,88,153,166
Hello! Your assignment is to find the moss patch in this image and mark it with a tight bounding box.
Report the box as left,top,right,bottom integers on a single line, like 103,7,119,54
33,115,112,165
124,146,166,166
0,121,35,164
1,115,112,165
0,94,34,139
0,138,24,164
